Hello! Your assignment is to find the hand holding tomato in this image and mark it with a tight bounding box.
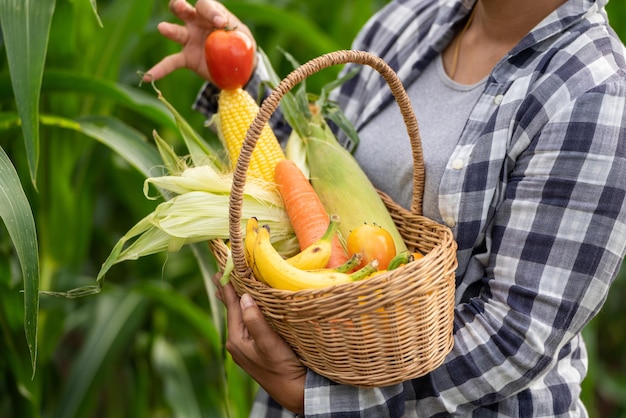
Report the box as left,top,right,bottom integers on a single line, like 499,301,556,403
347,224,397,271
144,0,256,83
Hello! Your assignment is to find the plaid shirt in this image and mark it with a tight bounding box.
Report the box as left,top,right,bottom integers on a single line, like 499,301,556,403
196,0,626,416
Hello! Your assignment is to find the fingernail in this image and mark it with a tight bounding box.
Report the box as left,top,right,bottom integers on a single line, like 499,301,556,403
213,15,226,28
240,293,255,309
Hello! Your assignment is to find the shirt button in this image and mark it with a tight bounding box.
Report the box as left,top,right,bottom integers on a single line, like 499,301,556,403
452,158,464,170
444,217,456,228
494,94,504,105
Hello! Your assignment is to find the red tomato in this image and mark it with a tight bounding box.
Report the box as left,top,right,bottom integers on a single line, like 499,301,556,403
204,29,254,90
346,224,396,271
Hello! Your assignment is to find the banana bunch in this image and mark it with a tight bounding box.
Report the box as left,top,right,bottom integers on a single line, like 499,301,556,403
244,217,377,291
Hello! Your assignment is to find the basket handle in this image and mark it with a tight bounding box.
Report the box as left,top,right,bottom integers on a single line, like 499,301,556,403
229,50,424,278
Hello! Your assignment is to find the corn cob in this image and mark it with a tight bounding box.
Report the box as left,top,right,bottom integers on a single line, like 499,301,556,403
216,88,285,183
304,111,408,254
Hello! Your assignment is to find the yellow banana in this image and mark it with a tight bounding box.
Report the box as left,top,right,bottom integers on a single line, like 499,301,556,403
285,215,340,270
244,217,264,282
253,224,375,291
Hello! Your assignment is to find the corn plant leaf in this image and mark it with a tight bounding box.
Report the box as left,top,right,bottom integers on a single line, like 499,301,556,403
187,242,225,342
0,112,21,130
227,2,340,56
152,337,203,418
89,0,103,27
52,289,148,418
0,0,55,184
33,114,166,297
42,71,177,131
154,87,226,171
0,145,39,375
136,280,221,352
0,71,177,133
76,116,165,178
39,114,163,179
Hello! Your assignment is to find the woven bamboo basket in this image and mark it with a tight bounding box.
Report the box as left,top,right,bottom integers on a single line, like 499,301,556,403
210,50,457,388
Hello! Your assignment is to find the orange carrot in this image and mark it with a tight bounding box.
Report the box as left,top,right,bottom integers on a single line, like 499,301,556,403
274,159,349,268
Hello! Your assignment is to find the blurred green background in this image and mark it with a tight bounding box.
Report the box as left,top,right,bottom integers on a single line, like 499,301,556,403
1,1,625,417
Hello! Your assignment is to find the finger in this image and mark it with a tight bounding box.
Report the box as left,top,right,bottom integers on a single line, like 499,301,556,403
143,52,188,81
221,280,241,311
195,1,256,51
195,0,230,29
239,294,277,348
212,272,225,303
156,21,189,45
212,271,223,286
169,0,196,21
221,282,246,336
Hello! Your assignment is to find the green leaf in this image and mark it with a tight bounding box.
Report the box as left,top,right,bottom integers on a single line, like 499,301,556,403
0,146,40,375
52,288,148,418
188,242,224,341
152,337,203,418
227,2,341,55
154,87,226,171
42,71,177,131
135,281,221,351
35,114,167,296
89,0,103,27
0,71,177,132
0,0,55,184
0,112,21,130
39,114,163,179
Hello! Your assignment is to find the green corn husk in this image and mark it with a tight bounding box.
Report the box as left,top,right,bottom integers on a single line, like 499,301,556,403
96,166,298,281
304,113,408,253
95,86,298,282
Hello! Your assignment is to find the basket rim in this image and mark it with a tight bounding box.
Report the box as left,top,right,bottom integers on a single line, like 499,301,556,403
231,218,457,297
213,212,458,322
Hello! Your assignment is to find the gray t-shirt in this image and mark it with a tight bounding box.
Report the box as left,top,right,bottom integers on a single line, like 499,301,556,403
354,55,486,222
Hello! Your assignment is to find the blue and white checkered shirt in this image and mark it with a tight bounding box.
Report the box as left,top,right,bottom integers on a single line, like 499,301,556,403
196,0,626,416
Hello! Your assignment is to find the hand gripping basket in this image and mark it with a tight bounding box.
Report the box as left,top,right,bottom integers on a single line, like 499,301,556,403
211,50,458,388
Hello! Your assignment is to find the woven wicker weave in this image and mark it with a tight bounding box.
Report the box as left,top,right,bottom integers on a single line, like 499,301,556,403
211,50,458,388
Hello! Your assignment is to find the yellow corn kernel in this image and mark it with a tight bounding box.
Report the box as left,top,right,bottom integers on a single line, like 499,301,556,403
217,88,285,183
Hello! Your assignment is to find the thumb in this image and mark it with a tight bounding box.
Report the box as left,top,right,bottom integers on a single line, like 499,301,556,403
240,294,275,340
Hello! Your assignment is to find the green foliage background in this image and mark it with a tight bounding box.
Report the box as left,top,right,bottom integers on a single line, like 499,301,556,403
0,1,625,417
